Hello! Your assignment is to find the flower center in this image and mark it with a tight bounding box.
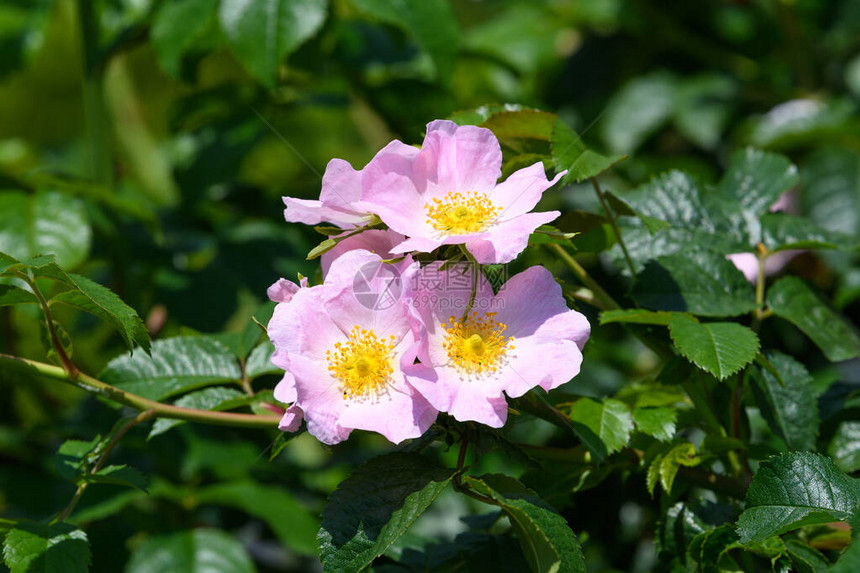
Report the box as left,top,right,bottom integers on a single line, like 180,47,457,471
441,312,514,375
326,326,396,399
425,191,502,235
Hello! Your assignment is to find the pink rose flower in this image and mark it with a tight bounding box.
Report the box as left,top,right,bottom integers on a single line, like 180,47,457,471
282,141,419,229
267,249,437,444
356,120,565,264
403,263,590,427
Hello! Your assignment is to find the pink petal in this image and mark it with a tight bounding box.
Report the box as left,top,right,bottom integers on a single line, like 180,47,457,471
278,404,304,432
305,410,353,445
274,372,297,403
414,121,502,192
320,229,406,278
726,253,759,283
354,175,430,238
493,265,575,337
502,336,583,395
322,251,418,337
267,278,301,303
337,378,437,444
466,211,559,264
404,364,508,428
268,287,344,360
319,158,362,207
388,235,446,255
491,162,564,218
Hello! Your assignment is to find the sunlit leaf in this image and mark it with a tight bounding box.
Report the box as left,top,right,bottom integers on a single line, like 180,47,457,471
736,452,860,543
100,336,241,401
3,522,90,573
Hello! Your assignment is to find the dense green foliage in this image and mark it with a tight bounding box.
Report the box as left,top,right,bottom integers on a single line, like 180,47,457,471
1,0,860,571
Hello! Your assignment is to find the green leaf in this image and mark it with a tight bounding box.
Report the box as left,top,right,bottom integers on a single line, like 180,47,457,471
566,398,633,459
196,480,318,556
622,170,713,230
100,336,241,401
245,340,280,379
218,0,328,87
601,71,678,154
599,309,673,326
604,191,670,235
83,464,148,491
551,119,624,183
482,109,555,142
785,539,829,573
633,407,677,441
746,351,818,451
650,442,701,495
0,190,91,270
688,524,741,573
126,528,254,573
50,272,150,353
717,147,798,217
800,146,860,237
736,452,860,543
668,314,759,379
307,237,338,260
0,284,37,307
767,277,860,362
56,436,100,482
465,474,585,573
350,0,459,81
828,421,860,473
761,213,843,252
3,522,89,573
633,248,757,317
149,387,248,439
151,0,218,76
319,452,455,572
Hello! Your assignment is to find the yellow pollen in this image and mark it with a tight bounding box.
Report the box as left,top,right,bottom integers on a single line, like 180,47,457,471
326,326,396,399
441,312,514,376
466,334,485,356
425,191,502,235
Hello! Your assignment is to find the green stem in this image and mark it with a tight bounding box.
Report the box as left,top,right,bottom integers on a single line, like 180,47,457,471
0,353,280,429
752,245,768,331
591,177,636,276
0,518,19,530
451,431,495,505
549,244,620,311
15,272,79,379
55,409,155,523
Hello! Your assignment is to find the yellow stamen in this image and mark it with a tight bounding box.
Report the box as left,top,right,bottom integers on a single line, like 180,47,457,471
326,326,396,399
425,191,501,235
441,312,514,376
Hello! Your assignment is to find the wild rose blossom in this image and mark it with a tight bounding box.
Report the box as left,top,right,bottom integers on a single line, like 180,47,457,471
356,120,565,264
403,263,590,427
282,141,419,229
267,249,437,444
